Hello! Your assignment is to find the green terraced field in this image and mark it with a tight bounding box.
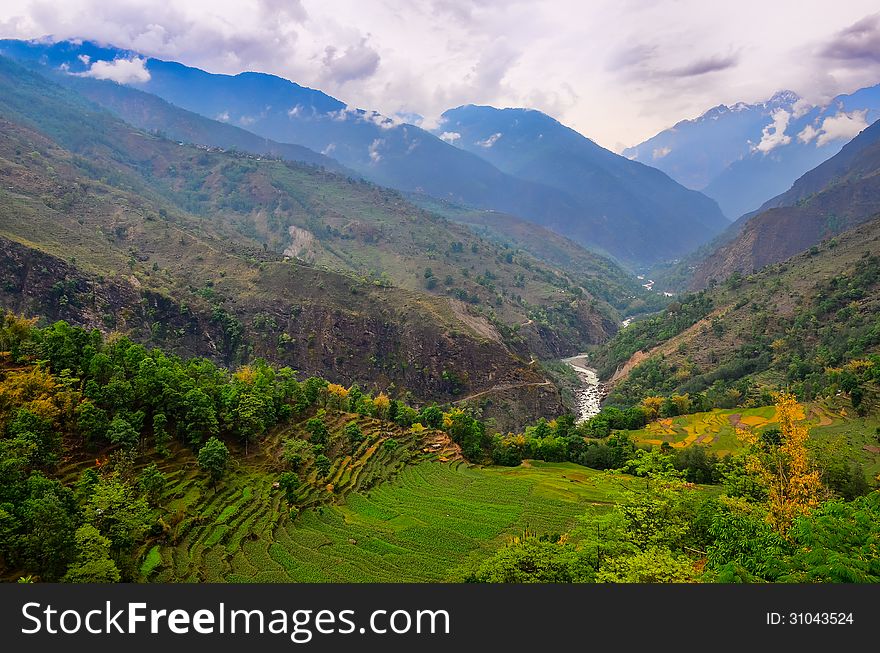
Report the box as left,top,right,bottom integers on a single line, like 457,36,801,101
621,400,880,476
142,460,634,583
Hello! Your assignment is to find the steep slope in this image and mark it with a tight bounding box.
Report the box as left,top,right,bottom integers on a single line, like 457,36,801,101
593,216,880,409
691,119,880,288
411,197,664,317
438,105,728,263
2,38,724,265
0,55,573,429
625,86,880,219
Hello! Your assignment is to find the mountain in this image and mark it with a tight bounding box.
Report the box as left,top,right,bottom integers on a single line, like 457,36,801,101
690,118,880,289
0,38,726,266
625,86,880,219
592,215,880,413
436,105,728,263
55,71,348,172
0,53,608,429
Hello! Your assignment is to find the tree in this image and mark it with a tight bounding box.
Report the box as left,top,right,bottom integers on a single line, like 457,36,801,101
137,464,167,506
305,417,329,447
62,525,121,583
198,437,229,489
343,421,364,452
466,536,595,583
7,409,61,468
182,388,218,446
152,413,170,455
107,416,139,450
419,405,443,429
737,393,822,535
76,400,110,447
597,546,696,583
282,437,311,470
83,475,151,561
235,392,267,454
314,454,331,478
278,472,300,504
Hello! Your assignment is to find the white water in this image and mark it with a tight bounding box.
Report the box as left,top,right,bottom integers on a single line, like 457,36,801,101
562,353,603,423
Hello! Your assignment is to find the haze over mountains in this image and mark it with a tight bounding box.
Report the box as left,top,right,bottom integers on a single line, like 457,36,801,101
0,38,728,266
626,86,880,219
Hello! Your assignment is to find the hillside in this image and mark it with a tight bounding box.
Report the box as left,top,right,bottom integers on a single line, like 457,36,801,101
592,217,880,413
0,54,588,429
438,105,728,263
625,86,880,219
690,119,880,288
2,38,726,266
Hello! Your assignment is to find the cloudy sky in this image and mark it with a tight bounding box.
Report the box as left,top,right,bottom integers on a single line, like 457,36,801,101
2,0,880,151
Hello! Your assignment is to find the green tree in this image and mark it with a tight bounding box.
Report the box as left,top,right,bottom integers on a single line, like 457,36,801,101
107,416,139,450
305,417,329,447
182,388,219,446
198,436,230,488
314,454,331,478
83,475,151,562
76,400,110,447
137,464,167,506
467,536,595,583
278,472,300,504
282,437,311,470
343,421,364,452
419,405,443,429
62,525,121,583
235,392,267,454
152,413,170,456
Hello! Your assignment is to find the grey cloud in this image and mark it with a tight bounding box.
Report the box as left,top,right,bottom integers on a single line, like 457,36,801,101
321,39,380,84
665,53,739,77
821,13,880,63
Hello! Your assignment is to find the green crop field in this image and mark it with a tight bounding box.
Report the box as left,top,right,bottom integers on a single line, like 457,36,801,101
621,400,880,476
142,460,638,583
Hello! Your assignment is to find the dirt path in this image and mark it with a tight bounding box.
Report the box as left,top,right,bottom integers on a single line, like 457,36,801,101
452,380,554,404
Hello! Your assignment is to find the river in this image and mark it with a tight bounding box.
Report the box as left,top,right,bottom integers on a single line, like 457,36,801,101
562,353,603,423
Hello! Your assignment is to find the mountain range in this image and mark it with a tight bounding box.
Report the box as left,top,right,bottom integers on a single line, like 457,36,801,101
0,38,728,266
1,53,632,430
689,116,880,288
626,86,880,219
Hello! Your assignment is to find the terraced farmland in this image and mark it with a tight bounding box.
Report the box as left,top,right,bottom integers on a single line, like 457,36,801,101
141,460,631,582
622,400,880,475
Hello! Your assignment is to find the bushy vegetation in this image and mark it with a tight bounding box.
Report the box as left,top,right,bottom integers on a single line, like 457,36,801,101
469,397,880,583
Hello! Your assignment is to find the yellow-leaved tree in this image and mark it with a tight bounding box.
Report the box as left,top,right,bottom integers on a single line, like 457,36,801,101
737,392,822,535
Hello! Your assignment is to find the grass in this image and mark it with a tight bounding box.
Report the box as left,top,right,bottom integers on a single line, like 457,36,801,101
139,459,642,583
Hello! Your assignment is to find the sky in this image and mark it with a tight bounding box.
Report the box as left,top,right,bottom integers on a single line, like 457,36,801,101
1,0,880,151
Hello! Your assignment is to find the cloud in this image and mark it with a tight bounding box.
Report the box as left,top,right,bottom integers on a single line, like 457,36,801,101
215,110,230,122
797,123,818,143
652,146,671,159
77,53,90,65
799,109,869,146
321,143,336,155
2,0,879,149
753,108,791,153
475,132,502,148
79,56,151,83
665,53,739,78
439,131,461,143
321,38,380,84
821,12,880,63
364,110,399,130
368,138,384,163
